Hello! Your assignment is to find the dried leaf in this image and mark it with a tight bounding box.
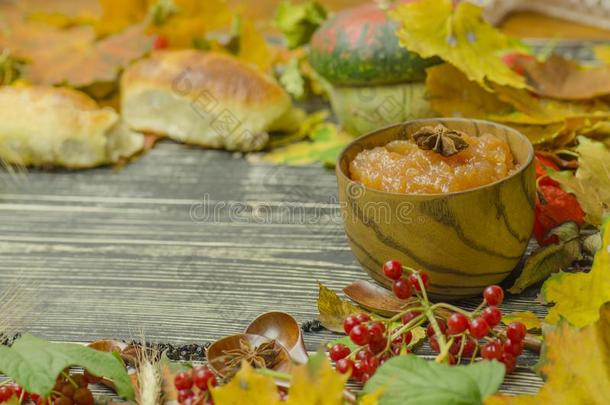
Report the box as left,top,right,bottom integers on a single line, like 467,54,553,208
507,222,581,294
425,63,610,146
284,352,347,405
317,282,361,333
523,54,610,100
548,137,610,225
486,303,610,404
0,22,152,87
392,0,527,89
263,123,353,167
210,361,280,405
541,217,610,327
501,311,542,331
425,63,512,119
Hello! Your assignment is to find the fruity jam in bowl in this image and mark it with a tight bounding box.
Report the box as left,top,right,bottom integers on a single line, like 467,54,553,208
336,118,535,300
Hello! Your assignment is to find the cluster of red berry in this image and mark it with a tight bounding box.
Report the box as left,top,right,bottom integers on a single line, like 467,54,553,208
174,366,218,405
327,260,528,382
0,371,98,405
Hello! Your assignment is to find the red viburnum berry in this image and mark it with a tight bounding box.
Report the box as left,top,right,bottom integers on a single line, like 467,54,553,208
343,314,360,335
469,317,490,339
507,322,527,343
408,272,430,291
335,358,354,374
369,336,388,354
349,324,370,346
382,260,403,280
174,371,193,390
368,321,386,343
329,344,351,361
447,313,469,335
483,285,504,306
392,279,412,299
503,338,524,357
481,339,503,360
481,306,502,327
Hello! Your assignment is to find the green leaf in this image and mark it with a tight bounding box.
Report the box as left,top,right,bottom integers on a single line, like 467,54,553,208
0,335,134,399
507,223,582,294
263,123,353,167
362,355,504,405
279,57,306,99
391,0,527,90
275,0,327,49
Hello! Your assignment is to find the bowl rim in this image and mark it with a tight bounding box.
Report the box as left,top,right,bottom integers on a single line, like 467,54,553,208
336,117,535,198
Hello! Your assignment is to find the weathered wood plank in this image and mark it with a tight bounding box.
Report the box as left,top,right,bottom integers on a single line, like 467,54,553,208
0,142,543,394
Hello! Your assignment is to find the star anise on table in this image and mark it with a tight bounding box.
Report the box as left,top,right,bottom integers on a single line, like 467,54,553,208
412,124,470,157
221,338,281,378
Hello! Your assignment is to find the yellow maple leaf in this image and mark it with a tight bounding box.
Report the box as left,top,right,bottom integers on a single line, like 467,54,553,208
148,0,232,48
391,0,527,89
284,355,348,405
235,19,273,73
594,44,610,65
486,302,610,404
96,0,149,37
210,361,280,405
541,217,610,327
359,388,383,405
501,311,542,331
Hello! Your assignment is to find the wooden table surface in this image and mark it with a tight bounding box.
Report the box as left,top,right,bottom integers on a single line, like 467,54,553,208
0,142,545,395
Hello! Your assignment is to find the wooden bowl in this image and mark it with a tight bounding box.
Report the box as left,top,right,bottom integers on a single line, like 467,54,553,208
336,118,535,300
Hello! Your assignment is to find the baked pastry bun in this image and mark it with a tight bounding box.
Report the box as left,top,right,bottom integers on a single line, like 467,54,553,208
0,86,144,168
121,50,298,152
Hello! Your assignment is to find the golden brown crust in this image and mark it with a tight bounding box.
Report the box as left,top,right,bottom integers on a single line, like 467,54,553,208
1,85,100,110
0,85,144,168
121,50,288,107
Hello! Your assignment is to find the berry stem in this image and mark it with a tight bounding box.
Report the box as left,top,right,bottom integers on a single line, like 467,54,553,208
387,306,426,323
62,372,79,388
389,313,426,340
430,302,472,318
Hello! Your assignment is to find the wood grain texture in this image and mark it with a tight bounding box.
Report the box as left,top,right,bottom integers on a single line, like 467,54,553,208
0,141,543,394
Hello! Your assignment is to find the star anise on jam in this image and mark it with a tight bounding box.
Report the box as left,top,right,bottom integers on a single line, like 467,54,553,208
221,338,280,378
412,124,470,157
